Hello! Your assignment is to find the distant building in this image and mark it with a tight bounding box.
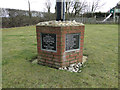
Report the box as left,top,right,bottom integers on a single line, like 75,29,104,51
109,1,120,22
109,1,120,13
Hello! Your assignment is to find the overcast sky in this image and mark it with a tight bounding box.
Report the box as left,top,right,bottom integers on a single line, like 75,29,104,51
0,0,120,13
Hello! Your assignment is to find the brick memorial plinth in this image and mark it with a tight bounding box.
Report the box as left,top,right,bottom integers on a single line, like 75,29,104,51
36,21,85,68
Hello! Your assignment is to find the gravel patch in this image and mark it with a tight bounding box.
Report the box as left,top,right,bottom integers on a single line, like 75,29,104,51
59,62,83,73
32,59,38,64
59,56,88,73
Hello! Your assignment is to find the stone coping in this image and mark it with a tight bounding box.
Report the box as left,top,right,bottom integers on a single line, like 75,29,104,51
36,20,84,27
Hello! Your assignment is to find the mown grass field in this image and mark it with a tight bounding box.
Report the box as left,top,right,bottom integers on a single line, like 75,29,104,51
2,24,118,88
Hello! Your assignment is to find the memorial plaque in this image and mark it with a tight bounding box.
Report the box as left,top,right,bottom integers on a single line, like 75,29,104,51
41,33,56,52
66,33,80,51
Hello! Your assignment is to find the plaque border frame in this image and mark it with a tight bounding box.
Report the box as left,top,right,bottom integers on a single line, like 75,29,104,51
65,33,80,52
40,33,57,52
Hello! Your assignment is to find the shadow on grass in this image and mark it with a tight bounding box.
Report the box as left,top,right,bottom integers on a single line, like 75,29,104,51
29,55,38,62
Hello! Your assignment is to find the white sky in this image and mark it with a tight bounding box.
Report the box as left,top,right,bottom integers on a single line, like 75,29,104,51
0,0,120,13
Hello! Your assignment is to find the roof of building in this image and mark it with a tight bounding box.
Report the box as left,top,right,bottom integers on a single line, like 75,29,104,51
117,1,120,5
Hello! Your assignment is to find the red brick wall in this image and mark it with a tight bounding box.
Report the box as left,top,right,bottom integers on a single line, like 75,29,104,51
36,25,85,68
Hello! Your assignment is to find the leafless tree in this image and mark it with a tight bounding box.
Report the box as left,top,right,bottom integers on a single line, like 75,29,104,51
89,0,105,13
45,0,51,13
0,8,9,17
28,0,32,18
65,1,71,14
70,0,88,16
86,0,105,17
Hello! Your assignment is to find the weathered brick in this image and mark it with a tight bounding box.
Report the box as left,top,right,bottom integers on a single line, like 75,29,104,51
36,24,85,67
70,53,78,57
53,59,61,62
39,59,46,62
53,55,61,59
67,57,75,61
62,26,70,30
46,60,54,64
81,35,84,39
66,55,70,59
54,62,61,66
80,43,84,46
62,62,69,66
69,60,77,64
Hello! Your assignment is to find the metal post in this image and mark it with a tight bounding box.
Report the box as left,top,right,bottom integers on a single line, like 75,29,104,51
63,0,65,21
56,0,65,21
56,1,61,21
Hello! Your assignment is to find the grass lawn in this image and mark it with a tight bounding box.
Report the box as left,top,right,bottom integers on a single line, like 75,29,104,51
2,24,118,88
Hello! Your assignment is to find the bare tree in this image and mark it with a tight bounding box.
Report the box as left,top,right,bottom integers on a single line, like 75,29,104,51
70,0,88,16
65,1,71,14
91,0,105,13
0,8,9,17
45,0,51,13
65,2,68,14
28,0,32,18
87,0,105,17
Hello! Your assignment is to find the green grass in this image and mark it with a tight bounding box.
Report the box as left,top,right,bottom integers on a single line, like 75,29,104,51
2,24,118,88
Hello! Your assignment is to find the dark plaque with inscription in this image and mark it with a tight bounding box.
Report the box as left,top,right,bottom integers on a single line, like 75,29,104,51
66,33,80,51
41,33,56,51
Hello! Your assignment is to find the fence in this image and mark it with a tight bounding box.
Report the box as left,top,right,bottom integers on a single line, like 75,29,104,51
69,17,119,24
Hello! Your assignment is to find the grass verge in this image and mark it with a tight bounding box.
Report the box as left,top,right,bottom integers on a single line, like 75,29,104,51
2,24,118,88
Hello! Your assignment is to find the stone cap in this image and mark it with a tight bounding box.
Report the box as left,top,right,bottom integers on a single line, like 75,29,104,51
36,20,84,27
